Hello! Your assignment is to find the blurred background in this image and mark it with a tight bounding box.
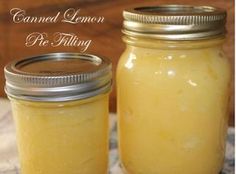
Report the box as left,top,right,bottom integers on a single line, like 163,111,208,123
0,0,234,125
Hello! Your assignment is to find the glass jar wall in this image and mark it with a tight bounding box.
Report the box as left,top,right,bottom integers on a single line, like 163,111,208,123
117,5,231,174
5,53,112,174
10,94,109,174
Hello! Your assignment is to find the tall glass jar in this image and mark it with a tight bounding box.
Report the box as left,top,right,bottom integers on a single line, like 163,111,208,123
4,53,112,174
117,5,231,174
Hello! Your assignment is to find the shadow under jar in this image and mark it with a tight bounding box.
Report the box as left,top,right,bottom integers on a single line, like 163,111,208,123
117,5,232,174
4,53,112,174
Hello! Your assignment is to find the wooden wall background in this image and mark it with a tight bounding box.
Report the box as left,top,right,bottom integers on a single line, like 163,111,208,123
0,0,234,125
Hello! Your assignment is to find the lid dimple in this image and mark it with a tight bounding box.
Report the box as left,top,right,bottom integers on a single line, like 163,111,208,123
15,54,102,75
133,5,216,15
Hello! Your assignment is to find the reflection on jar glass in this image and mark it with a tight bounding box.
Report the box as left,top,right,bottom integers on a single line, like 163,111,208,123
117,5,231,174
5,53,112,174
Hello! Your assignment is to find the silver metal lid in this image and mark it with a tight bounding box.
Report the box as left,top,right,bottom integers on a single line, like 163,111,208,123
4,53,112,102
123,5,227,40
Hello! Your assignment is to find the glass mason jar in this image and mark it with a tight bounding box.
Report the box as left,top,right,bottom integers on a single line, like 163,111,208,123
117,5,231,174
4,53,112,174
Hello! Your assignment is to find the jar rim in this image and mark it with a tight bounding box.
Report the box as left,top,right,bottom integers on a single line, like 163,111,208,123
4,52,112,102
123,5,227,40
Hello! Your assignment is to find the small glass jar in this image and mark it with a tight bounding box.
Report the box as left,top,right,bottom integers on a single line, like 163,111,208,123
4,53,112,174
117,5,232,174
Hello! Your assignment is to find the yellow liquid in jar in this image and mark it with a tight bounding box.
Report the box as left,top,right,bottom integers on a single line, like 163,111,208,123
117,38,231,174
10,94,109,174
